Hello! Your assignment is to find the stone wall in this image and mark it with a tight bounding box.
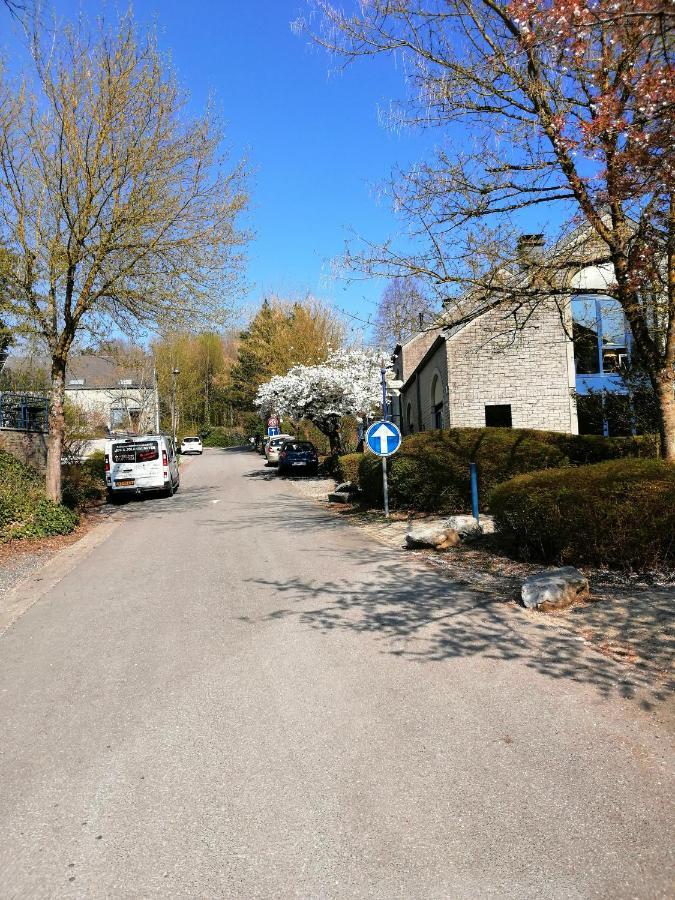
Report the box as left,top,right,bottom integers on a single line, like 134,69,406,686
446,301,578,433
0,428,48,470
397,326,445,382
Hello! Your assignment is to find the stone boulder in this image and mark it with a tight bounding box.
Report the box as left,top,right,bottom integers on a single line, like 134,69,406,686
405,522,461,550
521,566,589,611
334,482,356,494
445,515,483,540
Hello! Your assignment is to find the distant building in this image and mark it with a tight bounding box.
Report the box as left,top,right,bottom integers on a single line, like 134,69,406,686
391,233,633,437
2,354,159,435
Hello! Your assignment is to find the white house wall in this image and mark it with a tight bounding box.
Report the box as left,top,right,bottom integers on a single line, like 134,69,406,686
65,388,158,432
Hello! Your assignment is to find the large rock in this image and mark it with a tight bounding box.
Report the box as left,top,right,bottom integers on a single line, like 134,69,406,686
405,523,461,550
445,515,483,539
521,566,589,611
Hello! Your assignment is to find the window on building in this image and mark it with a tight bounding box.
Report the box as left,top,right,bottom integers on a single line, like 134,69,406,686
431,374,444,430
406,403,414,434
572,296,628,376
485,404,512,428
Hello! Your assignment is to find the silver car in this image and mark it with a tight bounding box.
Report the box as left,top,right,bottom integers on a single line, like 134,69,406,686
265,434,294,465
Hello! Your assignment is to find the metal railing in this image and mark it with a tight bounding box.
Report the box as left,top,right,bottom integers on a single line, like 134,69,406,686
0,392,50,432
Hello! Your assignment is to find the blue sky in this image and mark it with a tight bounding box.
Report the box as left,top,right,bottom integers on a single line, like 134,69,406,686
18,0,431,340
1,2,551,341
148,0,429,339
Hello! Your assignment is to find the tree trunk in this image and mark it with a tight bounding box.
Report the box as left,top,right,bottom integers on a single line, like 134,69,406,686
46,357,67,502
326,420,344,457
655,369,675,461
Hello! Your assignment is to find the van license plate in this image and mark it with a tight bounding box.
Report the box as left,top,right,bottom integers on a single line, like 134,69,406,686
115,479,135,486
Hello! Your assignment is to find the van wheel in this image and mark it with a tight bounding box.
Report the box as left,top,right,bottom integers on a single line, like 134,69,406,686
164,481,175,498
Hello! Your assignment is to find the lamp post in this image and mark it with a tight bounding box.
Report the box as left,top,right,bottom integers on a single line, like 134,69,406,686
171,367,180,443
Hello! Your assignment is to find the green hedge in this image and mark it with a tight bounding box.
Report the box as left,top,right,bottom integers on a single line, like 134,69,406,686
0,451,78,541
340,428,658,514
490,459,675,572
198,427,248,448
355,428,568,513
334,452,363,486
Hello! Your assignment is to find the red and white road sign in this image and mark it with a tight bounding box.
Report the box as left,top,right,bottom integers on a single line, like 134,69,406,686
267,415,280,429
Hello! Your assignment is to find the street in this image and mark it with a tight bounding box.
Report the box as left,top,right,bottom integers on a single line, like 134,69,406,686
1,448,673,899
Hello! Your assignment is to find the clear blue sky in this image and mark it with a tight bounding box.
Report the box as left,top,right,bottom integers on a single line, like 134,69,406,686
145,0,429,339
14,0,430,339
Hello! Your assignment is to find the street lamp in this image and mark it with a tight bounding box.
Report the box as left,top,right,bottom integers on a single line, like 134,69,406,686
171,368,180,443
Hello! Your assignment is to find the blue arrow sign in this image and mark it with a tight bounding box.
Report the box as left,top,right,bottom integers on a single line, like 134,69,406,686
267,426,280,437
366,420,402,457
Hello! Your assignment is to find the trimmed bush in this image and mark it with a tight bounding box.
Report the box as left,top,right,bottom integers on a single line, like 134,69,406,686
0,450,78,541
334,452,364,486
490,459,675,572
533,431,658,465
361,428,568,514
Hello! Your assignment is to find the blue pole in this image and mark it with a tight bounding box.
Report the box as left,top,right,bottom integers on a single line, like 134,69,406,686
469,462,480,523
381,367,388,421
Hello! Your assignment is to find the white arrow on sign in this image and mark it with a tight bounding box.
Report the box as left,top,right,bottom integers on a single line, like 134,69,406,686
371,424,394,453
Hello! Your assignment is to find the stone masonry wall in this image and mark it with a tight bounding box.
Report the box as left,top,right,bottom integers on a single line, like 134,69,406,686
0,428,48,470
446,301,578,433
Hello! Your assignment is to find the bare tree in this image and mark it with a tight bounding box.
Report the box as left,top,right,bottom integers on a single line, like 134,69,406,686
301,1,675,459
0,11,248,499
374,276,436,348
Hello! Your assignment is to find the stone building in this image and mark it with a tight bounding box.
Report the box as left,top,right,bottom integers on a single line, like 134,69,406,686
391,235,630,437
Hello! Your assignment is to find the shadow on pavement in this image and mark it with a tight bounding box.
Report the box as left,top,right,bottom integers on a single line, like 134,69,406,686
220,498,673,710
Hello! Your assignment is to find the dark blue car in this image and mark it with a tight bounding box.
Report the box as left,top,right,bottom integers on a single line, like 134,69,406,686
277,440,319,476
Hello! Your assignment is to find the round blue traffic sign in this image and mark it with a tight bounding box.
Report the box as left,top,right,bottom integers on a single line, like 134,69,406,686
366,420,402,457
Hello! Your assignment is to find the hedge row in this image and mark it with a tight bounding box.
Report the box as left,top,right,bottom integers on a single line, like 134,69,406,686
490,459,674,572
339,428,658,514
0,451,78,542
198,427,248,448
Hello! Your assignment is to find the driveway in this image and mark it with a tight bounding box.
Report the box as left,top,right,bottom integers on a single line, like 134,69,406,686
0,448,673,898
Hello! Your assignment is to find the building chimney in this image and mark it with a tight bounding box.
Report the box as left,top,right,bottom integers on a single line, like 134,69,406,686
516,233,545,269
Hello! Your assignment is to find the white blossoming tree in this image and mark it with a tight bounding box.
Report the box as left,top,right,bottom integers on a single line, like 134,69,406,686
255,348,383,455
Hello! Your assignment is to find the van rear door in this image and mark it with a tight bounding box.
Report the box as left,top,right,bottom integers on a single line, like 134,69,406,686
110,439,163,489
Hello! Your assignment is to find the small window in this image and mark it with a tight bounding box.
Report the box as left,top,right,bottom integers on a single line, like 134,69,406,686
119,378,133,386
485,404,512,428
68,378,85,386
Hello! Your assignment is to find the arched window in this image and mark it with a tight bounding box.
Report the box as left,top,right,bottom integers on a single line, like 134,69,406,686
431,373,444,430
406,402,414,434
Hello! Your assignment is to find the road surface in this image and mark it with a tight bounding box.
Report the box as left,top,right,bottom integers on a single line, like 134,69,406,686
1,449,673,898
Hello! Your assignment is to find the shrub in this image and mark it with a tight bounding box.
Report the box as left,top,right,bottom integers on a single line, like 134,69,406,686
490,459,675,572
334,453,364,486
199,427,247,448
0,450,78,541
358,454,385,505
534,431,658,465
371,428,569,514
61,451,107,510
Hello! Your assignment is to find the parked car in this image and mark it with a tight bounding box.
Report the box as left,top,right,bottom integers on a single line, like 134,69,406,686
180,435,203,455
265,434,294,465
278,440,319,476
104,434,179,499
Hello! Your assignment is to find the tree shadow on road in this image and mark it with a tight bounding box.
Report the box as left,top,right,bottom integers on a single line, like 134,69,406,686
242,552,673,711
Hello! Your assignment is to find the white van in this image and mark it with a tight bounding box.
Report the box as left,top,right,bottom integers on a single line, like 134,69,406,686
104,434,180,499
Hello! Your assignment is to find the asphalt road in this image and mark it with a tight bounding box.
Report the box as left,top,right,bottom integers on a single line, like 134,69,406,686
1,449,673,899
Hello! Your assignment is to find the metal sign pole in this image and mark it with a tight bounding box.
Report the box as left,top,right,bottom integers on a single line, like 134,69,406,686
380,366,389,518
